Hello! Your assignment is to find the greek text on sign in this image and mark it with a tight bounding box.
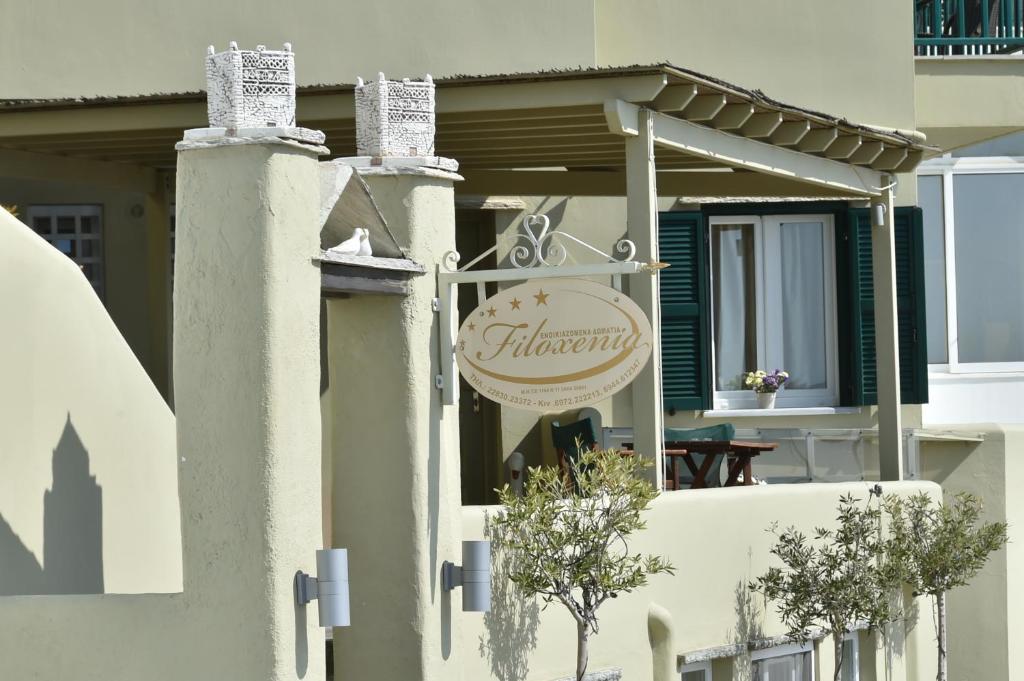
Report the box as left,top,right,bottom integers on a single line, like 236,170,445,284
455,279,653,411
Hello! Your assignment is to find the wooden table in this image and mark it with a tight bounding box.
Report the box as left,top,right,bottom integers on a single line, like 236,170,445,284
663,440,778,489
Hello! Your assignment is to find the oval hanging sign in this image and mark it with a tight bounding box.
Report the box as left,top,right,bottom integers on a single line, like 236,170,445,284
455,278,653,411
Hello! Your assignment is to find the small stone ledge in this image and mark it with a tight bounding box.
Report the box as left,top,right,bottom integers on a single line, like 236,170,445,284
339,155,461,177
550,667,622,681
317,251,426,274
455,195,528,210
175,133,328,156
183,126,326,145
679,622,871,665
318,251,426,297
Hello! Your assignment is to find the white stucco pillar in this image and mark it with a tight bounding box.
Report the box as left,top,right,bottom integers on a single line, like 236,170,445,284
328,165,464,681
174,137,326,680
871,182,904,480
626,108,665,488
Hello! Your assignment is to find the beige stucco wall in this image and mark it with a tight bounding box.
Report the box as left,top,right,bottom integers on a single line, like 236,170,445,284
462,480,939,681
915,58,1024,152
0,207,181,595
918,425,1024,681
594,0,917,129
2,0,916,136
0,0,596,99
0,134,326,681
0,178,165,392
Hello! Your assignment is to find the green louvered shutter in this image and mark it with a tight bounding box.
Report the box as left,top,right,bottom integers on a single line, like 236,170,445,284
838,207,928,405
658,211,711,411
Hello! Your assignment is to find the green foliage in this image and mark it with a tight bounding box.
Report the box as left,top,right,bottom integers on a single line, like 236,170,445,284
750,491,898,660
884,492,1008,598
492,448,674,637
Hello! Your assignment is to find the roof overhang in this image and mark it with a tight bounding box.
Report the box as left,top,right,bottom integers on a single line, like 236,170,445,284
0,64,933,198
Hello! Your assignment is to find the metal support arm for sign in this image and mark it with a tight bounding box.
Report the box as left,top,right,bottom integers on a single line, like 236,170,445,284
435,214,666,405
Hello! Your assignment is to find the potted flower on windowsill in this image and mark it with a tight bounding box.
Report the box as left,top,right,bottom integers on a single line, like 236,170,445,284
743,369,789,408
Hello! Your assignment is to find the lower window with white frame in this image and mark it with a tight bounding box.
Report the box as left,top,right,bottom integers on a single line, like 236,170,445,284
680,660,711,681
751,642,814,681
839,633,859,681
27,204,104,296
709,214,839,409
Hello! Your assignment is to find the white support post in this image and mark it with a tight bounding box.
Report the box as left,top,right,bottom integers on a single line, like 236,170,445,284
871,182,904,480
625,108,664,489
804,431,816,482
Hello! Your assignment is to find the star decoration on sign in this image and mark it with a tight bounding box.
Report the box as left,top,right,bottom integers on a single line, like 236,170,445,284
487,306,497,317
533,289,550,306
509,298,522,310
467,322,476,332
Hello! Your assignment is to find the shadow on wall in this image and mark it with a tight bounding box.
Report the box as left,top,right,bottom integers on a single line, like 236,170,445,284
0,415,103,595
479,513,540,681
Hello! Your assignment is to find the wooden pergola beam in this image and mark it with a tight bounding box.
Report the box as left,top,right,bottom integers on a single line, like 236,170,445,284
606,100,884,197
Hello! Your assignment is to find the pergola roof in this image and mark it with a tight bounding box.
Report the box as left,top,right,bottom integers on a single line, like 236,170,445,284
0,63,933,196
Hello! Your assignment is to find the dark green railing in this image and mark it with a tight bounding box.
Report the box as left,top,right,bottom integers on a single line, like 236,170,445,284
915,0,1024,54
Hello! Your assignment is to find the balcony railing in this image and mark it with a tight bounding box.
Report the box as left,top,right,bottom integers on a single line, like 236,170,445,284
915,0,1024,54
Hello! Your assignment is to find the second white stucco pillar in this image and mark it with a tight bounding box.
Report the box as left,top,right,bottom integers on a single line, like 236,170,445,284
328,165,464,681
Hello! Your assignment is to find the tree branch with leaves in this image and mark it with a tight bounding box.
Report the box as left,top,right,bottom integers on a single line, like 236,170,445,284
884,492,1007,681
492,448,673,681
751,488,900,681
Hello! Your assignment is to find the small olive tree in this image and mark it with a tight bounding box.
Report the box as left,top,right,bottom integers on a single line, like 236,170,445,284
884,492,1008,681
751,489,898,681
492,448,673,681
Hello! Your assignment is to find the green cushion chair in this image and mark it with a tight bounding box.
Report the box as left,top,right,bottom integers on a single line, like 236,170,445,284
550,418,598,494
663,424,735,489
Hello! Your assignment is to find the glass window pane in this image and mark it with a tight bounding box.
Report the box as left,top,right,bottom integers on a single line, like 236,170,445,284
79,238,98,258
79,215,98,234
682,670,707,681
918,176,948,363
56,216,76,234
712,224,757,390
842,638,857,680
32,216,51,234
952,174,1024,363
753,651,811,681
780,221,827,389
55,239,75,256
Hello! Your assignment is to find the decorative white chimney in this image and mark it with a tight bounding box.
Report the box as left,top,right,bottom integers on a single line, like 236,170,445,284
347,73,456,171
182,41,325,146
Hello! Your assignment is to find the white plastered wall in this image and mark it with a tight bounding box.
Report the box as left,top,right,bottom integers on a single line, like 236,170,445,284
462,480,940,681
0,207,182,595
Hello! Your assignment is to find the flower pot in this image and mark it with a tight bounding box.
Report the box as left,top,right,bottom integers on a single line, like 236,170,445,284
756,392,777,409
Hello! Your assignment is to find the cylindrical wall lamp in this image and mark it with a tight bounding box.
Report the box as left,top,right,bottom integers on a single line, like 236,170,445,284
295,548,350,627
873,203,887,228
442,540,491,612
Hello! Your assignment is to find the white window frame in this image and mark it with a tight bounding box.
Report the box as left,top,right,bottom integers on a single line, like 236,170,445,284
26,204,104,296
918,156,1024,374
708,214,839,409
680,660,712,680
750,641,815,680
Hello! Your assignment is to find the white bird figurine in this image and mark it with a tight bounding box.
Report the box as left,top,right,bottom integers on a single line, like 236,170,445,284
357,227,373,257
327,228,363,256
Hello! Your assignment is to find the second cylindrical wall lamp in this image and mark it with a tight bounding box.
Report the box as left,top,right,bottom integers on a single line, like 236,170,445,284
442,540,491,612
